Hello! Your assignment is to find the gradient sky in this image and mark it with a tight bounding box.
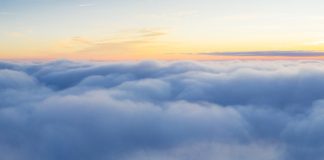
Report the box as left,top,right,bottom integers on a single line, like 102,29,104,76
1,0,324,60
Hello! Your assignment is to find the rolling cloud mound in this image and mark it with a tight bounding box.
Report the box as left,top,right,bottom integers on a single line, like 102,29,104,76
1,60,324,160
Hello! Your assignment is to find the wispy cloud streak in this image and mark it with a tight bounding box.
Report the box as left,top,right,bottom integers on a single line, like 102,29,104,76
200,51,324,57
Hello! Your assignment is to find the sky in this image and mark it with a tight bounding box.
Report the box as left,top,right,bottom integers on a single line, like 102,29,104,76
2,0,324,60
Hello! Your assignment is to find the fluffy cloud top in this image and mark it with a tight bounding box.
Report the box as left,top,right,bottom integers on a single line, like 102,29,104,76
1,60,324,160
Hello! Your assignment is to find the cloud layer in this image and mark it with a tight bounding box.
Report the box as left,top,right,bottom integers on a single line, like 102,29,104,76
1,60,324,160
201,51,324,57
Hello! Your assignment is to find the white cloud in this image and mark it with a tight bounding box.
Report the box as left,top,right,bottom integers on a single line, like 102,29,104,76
0,60,324,160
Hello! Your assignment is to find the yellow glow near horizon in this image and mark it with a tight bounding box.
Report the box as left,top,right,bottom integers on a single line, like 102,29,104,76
2,0,324,60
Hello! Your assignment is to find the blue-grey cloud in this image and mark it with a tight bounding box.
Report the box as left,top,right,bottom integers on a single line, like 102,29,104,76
200,51,324,57
1,60,324,160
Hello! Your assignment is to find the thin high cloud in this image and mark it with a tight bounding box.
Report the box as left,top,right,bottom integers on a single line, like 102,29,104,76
56,29,168,58
0,11,13,15
200,51,324,57
1,60,324,160
79,3,95,7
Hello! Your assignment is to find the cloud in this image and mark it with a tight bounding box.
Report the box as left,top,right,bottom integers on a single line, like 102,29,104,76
6,31,24,38
56,29,168,57
137,10,198,21
1,60,324,159
0,11,13,15
135,29,167,39
200,51,324,57
79,3,95,7
304,40,324,46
